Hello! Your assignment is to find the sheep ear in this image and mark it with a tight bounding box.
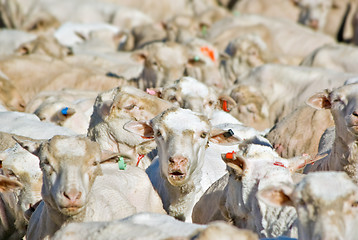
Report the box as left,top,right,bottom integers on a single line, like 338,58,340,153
123,120,154,138
210,128,241,145
0,175,23,192
306,91,331,109
286,153,327,173
146,88,163,97
257,184,294,207
57,107,76,120
218,95,236,112
131,49,148,63
12,137,42,157
99,150,120,164
221,152,246,175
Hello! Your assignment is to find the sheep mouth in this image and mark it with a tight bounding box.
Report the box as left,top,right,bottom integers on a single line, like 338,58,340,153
58,205,84,216
348,125,358,135
168,170,187,184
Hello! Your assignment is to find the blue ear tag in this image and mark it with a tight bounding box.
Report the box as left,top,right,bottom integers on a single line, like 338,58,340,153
61,107,69,115
118,157,126,170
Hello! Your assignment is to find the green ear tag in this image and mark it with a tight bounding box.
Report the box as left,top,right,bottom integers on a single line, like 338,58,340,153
118,157,126,170
201,26,207,36
194,55,200,62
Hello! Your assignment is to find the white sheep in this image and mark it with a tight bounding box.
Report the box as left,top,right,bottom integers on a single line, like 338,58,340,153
124,107,241,222
15,135,165,240
52,212,259,240
192,142,320,238
304,83,358,184
87,86,173,169
258,171,358,240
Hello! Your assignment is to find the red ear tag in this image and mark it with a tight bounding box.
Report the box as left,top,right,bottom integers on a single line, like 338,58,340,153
222,100,229,112
200,46,216,62
136,154,145,167
225,151,235,159
273,161,286,168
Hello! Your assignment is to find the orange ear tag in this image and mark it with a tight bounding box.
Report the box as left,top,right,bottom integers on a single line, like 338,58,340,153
225,151,236,159
222,100,229,112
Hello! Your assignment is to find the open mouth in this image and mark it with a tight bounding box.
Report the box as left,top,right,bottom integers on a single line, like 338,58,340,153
348,125,358,134
168,170,187,183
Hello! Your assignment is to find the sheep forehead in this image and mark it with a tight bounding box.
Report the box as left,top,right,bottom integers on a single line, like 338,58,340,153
239,144,279,160
2,145,41,178
116,88,170,109
155,45,187,65
154,108,210,133
50,137,90,158
179,77,210,98
295,172,358,203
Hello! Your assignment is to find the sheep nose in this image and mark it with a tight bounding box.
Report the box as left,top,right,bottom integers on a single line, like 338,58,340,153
309,19,319,29
63,189,82,203
169,156,188,166
352,110,358,117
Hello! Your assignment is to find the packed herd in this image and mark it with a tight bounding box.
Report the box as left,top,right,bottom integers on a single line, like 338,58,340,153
1,0,358,239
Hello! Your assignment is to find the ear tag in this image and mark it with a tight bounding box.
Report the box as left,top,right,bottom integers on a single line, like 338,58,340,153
201,26,207,36
225,151,236,159
118,157,126,170
194,56,200,62
223,129,234,138
61,107,69,115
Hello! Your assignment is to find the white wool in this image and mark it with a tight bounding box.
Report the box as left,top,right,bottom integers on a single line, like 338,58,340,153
54,22,119,47
163,109,209,133
54,138,87,156
0,111,76,139
297,172,357,203
180,77,209,98
2,144,41,180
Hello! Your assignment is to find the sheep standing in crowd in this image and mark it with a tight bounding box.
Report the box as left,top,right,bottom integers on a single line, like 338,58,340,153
124,107,241,222
16,135,165,240
258,171,358,240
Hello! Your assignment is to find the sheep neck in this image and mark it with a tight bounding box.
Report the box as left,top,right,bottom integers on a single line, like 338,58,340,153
163,168,204,222
330,135,358,183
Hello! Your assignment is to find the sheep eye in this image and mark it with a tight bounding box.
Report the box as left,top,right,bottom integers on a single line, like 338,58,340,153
168,96,177,102
6,169,16,177
124,104,136,110
156,131,162,137
352,201,358,208
200,132,208,138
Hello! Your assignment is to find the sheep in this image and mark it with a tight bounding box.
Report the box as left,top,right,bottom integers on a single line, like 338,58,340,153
148,76,235,119
124,107,242,222
0,139,42,240
266,105,334,158
87,86,173,169
0,111,76,139
300,43,358,74
303,83,358,184
192,142,321,238
0,174,24,240
227,64,358,130
52,212,259,240
15,135,165,240
25,89,98,135
258,171,358,240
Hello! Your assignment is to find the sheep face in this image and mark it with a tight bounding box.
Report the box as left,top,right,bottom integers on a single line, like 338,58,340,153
18,135,102,216
151,108,211,186
307,83,358,142
259,172,358,240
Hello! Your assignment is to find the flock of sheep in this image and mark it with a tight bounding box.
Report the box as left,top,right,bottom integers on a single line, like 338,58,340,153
1,0,358,239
